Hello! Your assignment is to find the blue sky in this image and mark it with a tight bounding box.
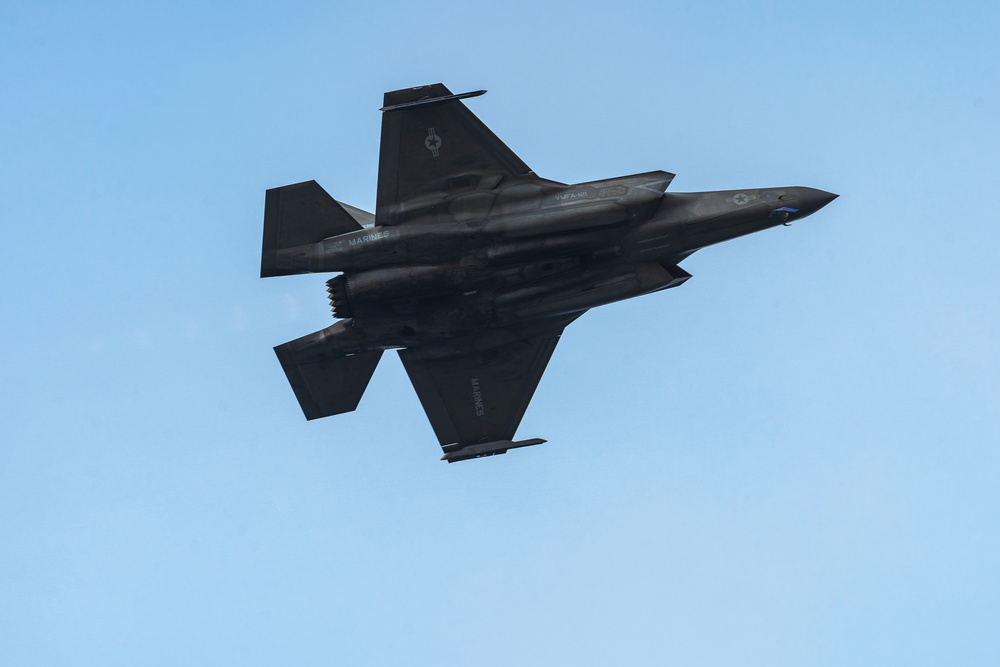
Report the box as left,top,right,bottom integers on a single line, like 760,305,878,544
1,1,998,665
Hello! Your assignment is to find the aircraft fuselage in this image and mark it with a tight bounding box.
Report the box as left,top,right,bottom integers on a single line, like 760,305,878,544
272,175,834,351
260,83,837,461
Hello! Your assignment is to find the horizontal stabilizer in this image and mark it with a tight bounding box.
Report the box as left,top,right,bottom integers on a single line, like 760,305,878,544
274,338,382,420
339,201,375,228
441,438,547,463
261,180,366,277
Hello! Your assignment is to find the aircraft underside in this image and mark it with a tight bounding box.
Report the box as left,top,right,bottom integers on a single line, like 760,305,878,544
260,83,836,462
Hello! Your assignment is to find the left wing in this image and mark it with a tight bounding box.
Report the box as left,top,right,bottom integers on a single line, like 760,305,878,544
376,83,535,226
398,326,567,462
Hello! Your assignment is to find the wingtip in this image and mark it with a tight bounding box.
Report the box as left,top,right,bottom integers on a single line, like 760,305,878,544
380,89,488,113
440,438,547,462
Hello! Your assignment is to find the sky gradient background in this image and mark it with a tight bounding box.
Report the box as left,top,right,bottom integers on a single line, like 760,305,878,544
2,1,998,665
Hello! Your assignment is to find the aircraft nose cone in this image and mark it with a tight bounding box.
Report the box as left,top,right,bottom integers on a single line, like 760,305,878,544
772,187,838,224
768,187,837,224
800,187,838,213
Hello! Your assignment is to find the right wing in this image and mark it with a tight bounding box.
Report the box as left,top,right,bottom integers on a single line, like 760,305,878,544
398,324,568,461
376,83,535,225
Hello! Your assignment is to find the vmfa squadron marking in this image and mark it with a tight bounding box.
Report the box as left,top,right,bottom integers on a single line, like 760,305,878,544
260,83,837,463
555,191,589,201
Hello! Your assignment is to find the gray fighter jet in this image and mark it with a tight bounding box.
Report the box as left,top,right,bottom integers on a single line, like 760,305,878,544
261,83,836,462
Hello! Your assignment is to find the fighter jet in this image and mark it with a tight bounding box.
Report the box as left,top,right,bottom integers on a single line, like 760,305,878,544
261,83,836,462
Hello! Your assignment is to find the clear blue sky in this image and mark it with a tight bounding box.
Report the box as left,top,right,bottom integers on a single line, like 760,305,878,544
2,1,998,665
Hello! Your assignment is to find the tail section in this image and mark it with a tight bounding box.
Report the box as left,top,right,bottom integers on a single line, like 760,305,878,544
261,180,367,277
274,322,382,420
